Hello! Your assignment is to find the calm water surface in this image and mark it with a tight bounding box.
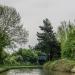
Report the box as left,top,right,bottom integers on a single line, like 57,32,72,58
0,69,75,75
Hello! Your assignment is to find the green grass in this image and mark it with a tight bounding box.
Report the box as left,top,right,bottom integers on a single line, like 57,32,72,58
0,65,43,73
43,59,75,72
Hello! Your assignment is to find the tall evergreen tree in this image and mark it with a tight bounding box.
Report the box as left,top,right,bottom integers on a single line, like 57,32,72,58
35,18,60,60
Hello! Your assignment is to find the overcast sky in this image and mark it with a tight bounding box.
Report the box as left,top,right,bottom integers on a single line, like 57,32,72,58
0,0,75,48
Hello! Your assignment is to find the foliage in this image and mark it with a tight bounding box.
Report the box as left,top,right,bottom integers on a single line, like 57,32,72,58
0,5,28,64
0,50,9,64
62,27,75,59
0,5,28,48
4,55,19,65
57,21,75,59
35,18,61,60
13,48,39,64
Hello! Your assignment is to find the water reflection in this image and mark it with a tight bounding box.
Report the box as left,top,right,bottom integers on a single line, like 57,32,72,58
45,71,75,75
0,69,45,75
1,69,75,75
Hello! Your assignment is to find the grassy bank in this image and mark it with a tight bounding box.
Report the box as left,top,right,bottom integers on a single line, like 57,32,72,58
43,59,75,73
0,65,42,73
0,68,9,73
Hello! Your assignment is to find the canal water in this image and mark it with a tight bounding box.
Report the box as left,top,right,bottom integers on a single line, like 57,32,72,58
0,69,75,75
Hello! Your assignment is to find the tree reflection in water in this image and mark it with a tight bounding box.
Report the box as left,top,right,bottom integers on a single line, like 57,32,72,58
1,69,75,75
45,71,75,75
0,69,45,75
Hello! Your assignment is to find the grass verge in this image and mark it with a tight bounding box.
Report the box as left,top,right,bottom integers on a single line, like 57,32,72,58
43,59,75,73
0,65,42,73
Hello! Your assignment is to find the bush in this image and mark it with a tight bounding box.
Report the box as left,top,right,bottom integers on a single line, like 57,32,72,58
4,55,20,65
15,49,39,64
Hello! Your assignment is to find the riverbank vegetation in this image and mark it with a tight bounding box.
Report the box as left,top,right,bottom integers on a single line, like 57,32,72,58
0,5,45,66
3,48,45,65
0,5,60,67
44,21,75,72
0,4,75,73
0,5,44,73
44,59,75,72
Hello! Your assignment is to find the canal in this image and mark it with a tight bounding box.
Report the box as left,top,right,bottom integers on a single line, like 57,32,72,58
0,68,75,75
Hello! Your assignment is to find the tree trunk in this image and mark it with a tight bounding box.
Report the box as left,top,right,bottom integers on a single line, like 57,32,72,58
0,48,3,64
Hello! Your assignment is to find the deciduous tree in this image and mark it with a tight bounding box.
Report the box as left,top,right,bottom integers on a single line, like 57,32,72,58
0,5,28,63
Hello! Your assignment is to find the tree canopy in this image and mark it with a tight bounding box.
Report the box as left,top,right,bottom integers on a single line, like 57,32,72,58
0,5,28,63
0,5,28,49
35,18,60,60
57,21,75,59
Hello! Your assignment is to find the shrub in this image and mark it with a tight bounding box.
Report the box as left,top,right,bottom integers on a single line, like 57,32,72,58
4,55,19,65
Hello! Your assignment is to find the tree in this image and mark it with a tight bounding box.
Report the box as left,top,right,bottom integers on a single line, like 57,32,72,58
35,18,60,60
0,5,28,63
62,29,75,59
15,48,38,64
56,21,75,58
